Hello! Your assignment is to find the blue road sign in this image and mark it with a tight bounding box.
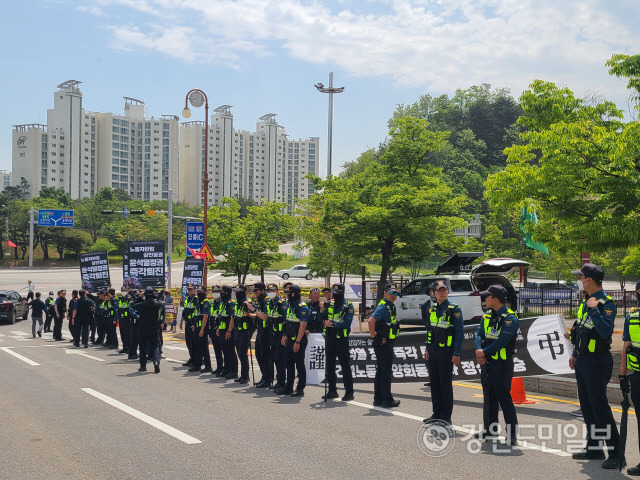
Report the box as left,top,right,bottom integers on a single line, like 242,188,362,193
186,221,205,257
38,209,74,227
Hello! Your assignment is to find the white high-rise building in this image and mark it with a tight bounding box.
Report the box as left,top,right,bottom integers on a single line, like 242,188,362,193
178,107,318,208
0,170,11,192
12,81,179,200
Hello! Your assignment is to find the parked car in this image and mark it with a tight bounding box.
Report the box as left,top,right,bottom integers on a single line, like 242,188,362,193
277,264,313,280
396,253,530,326
0,290,29,324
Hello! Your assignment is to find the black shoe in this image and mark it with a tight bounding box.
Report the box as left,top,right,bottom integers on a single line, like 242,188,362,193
215,371,224,377
201,367,212,373
572,448,606,460
373,399,382,407
83,344,88,348
37,331,42,337
423,415,437,423
73,343,80,348
234,377,242,382
128,354,138,360
188,367,201,372
424,382,430,387
278,389,293,396
255,380,266,388
342,393,354,401
225,373,238,380
291,390,304,397
382,399,400,408
570,409,583,417
154,364,160,374
322,391,339,400
474,430,499,441
628,463,640,475
602,457,626,470
212,368,221,375
138,367,147,372
238,377,249,384
119,349,128,354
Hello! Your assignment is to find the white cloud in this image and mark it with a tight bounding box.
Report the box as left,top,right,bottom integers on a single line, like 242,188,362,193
82,0,640,93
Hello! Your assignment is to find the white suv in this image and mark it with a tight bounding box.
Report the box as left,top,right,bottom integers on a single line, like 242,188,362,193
396,253,530,325
277,264,313,280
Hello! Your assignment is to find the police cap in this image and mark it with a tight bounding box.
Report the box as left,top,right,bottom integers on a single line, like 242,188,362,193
108,288,116,295
331,283,345,294
310,287,321,294
288,285,302,295
384,284,400,296
221,285,233,295
479,285,507,302
186,284,196,291
211,285,222,293
253,282,266,291
234,284,247,292
571,263,605,282
144,286,155,295
266,283,278,291
322,287,331,293
197,286,206,294
431,280,448,291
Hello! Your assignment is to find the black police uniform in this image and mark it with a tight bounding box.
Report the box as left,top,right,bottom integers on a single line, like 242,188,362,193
131,292,163,372
323,296,355,399
234,289,252,383
254,292,272,387
118,292,133,354
218,290,238,379
182,293,200,366
268,295,287,390
371,298,399,407
191,292,212,372
104,294,119,349
208,296,225,375
622,307,640,475
282,291,310,396
74,294,96,347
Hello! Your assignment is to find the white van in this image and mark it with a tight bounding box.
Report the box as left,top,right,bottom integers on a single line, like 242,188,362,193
396,253,530,325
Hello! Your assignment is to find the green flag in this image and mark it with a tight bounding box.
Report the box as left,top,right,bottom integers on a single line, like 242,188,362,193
520,207,549,256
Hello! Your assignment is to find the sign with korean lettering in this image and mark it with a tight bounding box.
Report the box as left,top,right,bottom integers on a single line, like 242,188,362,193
185,222,205,257
122,240,165,289
79,251,110,292
38,209,74,227
305,314,572,384
180,258,205,298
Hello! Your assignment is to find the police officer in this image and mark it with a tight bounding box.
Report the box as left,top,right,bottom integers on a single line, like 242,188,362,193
209,285,225,376
247,282,272,388
181,284,199,368
127,289,141,359
104,288,119,349
322,283,355,401
217,286,238,380
93,290,107,345
280,284,309,397
620,281,640,476
569,263,622,469
267,284,287,391
474,285,519,445
131,286,164,373
322,287,332,303
422,280,463,424
307,287,324,335
118,287,133,355
71,289,95,348
44,291,55,333
367,284,401,408
190,286,212,373
233,285,252,384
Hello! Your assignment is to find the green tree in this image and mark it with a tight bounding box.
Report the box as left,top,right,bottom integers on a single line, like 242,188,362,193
206,198,295,284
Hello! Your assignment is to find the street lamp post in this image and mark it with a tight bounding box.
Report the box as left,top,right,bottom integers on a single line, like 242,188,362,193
314,72,345,178
182,89,209,286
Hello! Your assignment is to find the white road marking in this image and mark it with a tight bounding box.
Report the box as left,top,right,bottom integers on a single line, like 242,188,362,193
0,347,40,366
165,357,184,364
10,330,30,336
163,345,188,351
81,388,201,445
346,400,572,458
64,349,105,362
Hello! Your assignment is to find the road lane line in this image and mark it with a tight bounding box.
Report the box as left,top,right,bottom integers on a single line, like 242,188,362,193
64,349,105,362
81,388,201,445
163,345,188,351
345,400,572,457
0,347,40,366
165,357,184,364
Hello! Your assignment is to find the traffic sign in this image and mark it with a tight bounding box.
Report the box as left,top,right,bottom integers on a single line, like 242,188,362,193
186,222,205,257
200,243,216,263
38,209,74,227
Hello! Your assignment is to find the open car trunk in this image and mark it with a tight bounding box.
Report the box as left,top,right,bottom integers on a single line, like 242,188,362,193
471,258,531,313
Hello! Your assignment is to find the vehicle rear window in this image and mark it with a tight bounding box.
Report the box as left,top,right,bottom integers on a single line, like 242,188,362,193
402,280,425,295
450,279,473,292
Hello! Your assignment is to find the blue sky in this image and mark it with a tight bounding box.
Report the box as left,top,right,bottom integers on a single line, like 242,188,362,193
1,0,639,177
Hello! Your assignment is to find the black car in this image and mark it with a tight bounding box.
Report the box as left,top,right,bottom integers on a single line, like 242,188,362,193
0,290,29,324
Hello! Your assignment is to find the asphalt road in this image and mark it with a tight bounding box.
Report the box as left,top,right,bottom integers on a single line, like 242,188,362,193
0,319,637,479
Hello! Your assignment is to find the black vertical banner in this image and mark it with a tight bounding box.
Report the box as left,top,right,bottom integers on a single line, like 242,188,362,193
79,251,111,292
123,240,165,289
181,258,205,298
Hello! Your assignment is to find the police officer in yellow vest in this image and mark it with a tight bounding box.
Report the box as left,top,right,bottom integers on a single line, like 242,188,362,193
474,285,518,445
620,281,640,476
209,285,225,376
118,287,133,355
367,284,401,408
267,284,288,391
569,263,623,469
189,286,212,373
423,280,463,425
180,285,199,367
217,285,238,380
322,283,355,401
280,284,309,397
247,282,272,388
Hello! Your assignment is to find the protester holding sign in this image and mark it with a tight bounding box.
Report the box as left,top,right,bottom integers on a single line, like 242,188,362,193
475,285,519,446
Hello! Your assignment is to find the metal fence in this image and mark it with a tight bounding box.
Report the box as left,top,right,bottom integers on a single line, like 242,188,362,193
518,288,636,319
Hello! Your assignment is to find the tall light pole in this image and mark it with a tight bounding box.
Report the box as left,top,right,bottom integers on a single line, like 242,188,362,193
314,72,345,177
181,89,209,286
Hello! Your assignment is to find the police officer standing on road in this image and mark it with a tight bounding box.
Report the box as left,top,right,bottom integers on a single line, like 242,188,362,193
322,283,355,401
190,286,212,373
306,288,324,335
423,280,463,424
217,286,238,380
367,284,401,408
233,285,252,384
93,290,107,345
71,290,95,348
280,285,309,397
53,290,67,341
247,282,272,388
474,285,519,446
620,281,640,476
569,263,623,469
181,285,199,368
104,288,119,349
118,287,133,355
209,286,225,376
131,287,164,373
268,284,287,391
44,291,55,333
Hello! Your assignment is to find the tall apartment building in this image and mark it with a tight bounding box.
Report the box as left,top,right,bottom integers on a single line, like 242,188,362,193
12,81,179,200
0,170,11,192
178,107,318,208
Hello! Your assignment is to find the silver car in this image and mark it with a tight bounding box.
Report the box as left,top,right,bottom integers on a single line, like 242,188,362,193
277,264,313,280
